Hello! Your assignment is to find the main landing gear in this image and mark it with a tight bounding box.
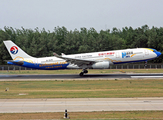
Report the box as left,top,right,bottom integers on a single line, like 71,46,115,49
144,61,147,68
79,69,88,76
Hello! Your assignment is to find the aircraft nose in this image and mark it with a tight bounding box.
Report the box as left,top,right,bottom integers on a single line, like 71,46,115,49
155,51,162,57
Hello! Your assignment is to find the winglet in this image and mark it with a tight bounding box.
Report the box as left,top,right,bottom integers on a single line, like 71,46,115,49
61,53,66,56
53,52,63,59
53,52,60,57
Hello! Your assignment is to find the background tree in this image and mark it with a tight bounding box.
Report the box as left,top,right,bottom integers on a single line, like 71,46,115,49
0,25,163,64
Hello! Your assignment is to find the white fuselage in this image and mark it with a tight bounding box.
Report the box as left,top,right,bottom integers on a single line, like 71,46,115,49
4,40,161,71
16,48,158,70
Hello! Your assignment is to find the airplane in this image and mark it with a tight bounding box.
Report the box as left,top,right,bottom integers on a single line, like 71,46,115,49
3,40,161,76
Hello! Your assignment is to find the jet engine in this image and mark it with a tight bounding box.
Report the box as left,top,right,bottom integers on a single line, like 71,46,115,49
91,61,110,69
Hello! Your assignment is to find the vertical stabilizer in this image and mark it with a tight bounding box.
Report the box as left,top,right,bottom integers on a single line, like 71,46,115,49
3,40,34,60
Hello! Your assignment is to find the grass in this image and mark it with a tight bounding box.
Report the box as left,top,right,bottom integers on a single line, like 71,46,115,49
0,111,163,120
0,69,163,74
0,79,163,98
1,70,163,119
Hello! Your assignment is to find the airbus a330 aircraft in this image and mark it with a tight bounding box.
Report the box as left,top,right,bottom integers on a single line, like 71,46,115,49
4,40,161,76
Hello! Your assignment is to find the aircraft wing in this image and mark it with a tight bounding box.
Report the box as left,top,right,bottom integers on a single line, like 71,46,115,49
53,53,96,66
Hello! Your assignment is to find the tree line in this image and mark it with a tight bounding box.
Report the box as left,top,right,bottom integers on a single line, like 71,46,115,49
0,25,163,64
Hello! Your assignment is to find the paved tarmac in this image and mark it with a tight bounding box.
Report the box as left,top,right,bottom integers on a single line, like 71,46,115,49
0,73,163,81
0,98,163,113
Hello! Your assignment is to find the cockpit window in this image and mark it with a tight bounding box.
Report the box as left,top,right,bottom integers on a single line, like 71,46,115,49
150,48,157,52
153,49,158,52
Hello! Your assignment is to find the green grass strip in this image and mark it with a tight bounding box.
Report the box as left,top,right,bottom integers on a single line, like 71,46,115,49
0,79,163,98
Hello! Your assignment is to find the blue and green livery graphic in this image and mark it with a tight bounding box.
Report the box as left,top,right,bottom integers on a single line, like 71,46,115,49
122,51,133,58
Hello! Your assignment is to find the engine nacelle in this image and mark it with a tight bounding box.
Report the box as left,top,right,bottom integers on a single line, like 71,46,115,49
91,61,110,69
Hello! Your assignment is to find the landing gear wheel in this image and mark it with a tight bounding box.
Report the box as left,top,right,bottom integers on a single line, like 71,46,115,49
79,72,84,76
144,61,147,68
84,69,88,73
79,69,88,76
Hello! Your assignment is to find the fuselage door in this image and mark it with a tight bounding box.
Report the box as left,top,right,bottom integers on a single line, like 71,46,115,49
34,59,38,65
145,49,149,55
116,52,120,58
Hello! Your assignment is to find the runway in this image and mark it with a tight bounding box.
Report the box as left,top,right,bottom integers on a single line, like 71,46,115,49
1,74,162,113
0,98,163,113
0,73,163,81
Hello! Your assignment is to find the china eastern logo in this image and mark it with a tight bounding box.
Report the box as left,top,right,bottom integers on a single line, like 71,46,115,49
10,46,18,54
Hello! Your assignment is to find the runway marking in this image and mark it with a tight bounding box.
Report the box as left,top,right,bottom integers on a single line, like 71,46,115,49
131,76,163,78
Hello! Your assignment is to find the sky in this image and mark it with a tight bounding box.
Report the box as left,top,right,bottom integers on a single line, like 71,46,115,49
0,0,163,32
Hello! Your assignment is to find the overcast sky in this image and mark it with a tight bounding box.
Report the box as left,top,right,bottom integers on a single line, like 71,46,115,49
0,0,163,31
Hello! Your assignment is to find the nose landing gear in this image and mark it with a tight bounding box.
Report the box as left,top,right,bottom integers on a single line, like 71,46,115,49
79,69,88,76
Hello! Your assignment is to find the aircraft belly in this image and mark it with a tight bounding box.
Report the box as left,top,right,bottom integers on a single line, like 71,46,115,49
22,61,69,70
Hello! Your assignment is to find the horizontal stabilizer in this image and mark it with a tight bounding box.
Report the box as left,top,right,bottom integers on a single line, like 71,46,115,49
7,60,24,66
